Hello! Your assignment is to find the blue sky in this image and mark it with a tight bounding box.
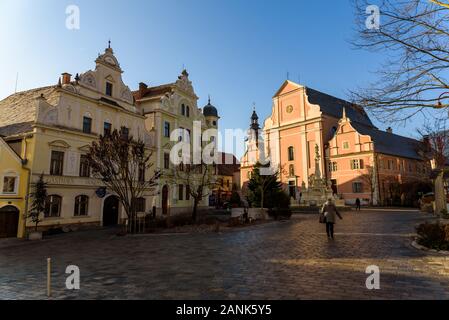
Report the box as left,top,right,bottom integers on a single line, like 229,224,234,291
0,0,428,156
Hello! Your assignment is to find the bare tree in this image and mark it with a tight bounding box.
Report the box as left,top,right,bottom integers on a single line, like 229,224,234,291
417,120,449,215
86,128,161,232
351,0,449,122
171,163,219,222
358,166,376,205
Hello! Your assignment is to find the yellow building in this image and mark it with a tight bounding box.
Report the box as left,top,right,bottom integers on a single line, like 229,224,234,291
134,75,220,215
0,136,30,238
0,45,155,236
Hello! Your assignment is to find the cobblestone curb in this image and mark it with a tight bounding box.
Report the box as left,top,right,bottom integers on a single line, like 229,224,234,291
411,238,449,255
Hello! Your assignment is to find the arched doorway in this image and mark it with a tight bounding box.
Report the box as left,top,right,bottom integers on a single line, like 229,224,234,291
103,196,119,227
0,206,19,238
162,185,169,215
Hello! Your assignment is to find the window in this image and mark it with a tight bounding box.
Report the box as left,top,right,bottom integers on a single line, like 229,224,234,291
74,195,89,216
352,182,363,194
186,185,191,201
289,164,295,177
164,153,170,169
132,198,146,213
288,146,295,161
179,162,184,172
104,122,112,136
79,155,90,177
343,141,350,150
120,127,129,140
2,176,16,194
186,129,191,143
181,104,186,116
179,185,184,201
105,82,113,96
350,159,363,170
44,195,62,218
387,159,393,170
212,121,217,126
50,151,64,176
164,122,170,138
186,106,190,118
82,117,92,134
178,127,184,142
328,161,338,172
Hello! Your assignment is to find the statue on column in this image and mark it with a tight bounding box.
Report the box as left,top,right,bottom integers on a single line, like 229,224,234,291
300,144,335,206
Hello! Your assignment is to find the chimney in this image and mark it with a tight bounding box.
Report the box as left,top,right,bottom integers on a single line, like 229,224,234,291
138,82,148,99
61,73,72,85
386,127,393,134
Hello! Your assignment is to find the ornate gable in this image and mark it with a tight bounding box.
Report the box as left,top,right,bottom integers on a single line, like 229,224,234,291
175,70,197,98
77,45,134,105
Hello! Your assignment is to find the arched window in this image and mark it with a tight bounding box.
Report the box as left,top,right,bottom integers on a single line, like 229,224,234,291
186,106,190,117
181,104,186,116
44,195,62,218
74,195,89,216
288,146,295,161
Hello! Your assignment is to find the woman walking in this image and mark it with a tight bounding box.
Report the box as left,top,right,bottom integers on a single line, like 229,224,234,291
320,198,343,240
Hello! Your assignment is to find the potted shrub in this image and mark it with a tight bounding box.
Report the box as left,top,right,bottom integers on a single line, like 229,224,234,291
26,174,47,240
416,222,449,251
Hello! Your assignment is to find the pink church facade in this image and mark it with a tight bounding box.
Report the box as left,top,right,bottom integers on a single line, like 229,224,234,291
240,80,430,206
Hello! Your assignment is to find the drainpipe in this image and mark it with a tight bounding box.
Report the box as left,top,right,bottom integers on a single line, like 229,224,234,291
21,134,33,238
374,152,381,206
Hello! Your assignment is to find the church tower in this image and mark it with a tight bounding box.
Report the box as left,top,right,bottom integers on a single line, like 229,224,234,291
248,107,260,149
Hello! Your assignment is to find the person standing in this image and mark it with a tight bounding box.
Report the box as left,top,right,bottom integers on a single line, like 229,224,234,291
355,198,361,211
320,198,343,240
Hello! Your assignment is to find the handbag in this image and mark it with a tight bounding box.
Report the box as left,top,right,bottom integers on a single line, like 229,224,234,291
319,212,327,224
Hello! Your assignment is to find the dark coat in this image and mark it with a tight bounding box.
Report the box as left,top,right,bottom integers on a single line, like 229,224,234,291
321,202,342,224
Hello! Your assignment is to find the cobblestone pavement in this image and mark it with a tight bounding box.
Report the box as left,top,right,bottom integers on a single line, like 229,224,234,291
1,209,449,300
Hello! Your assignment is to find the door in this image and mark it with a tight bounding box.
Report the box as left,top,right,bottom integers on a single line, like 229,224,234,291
331,179,338,195
103,196,119,226
0,206,19,238
162,185,169,215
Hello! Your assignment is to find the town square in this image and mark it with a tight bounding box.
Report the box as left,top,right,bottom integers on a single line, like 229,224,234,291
1,210,449,300
1,0,449,304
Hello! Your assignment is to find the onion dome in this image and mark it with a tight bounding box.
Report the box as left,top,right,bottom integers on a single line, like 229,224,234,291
203,97,218,117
